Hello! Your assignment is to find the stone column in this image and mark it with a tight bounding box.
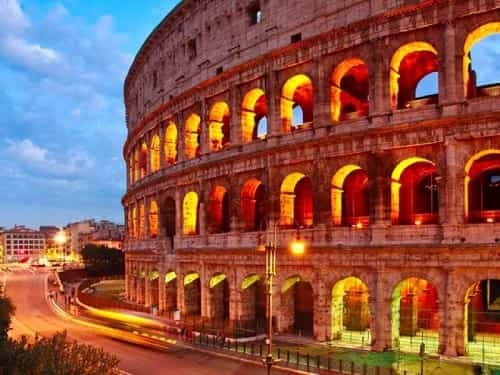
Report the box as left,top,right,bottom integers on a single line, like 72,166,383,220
369,44,390,127
266,70,282,140
176,112,185,163
175,189,182,239
159,271,166,314
145,264,152,307
200,267,209,318
177,271,186,315
312,59,330,134
200,99,209,156
441,270,467,356
313,161,330,227
372,270,393,352
440,21,462,116
144,197,150,239
198,187,207,236
229,85,242,146
158,121,165,168
313,273,331,341
145,133,152,176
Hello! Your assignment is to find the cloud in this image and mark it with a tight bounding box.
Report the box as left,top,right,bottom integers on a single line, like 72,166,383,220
0,0,29,35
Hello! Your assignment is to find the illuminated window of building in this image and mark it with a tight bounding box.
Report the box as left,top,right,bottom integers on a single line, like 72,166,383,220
463,23,500,99
150,135,161,173
209,102,230,152
209,186,230,233
391,157,438,225
140,142,148,178
389,42,439,110
280,172,313,227
465,150,500,223
331,165,369,227
241,88,268,143
138,203,145,238
241,178,267,231
183,192,199,235
149,200,159,239
331,58,369,122
164,121,178,166
184,113,201,160
281,74,313,132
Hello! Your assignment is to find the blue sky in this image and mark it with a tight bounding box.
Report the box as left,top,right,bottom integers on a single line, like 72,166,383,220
0,0,498,229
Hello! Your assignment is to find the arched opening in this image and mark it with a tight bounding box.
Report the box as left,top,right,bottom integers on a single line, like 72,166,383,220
281,276,314,336
241,274,266,333
209,274,230,322
331,165,370,227
184,272,201,317
464,23,500,99
465,150,500,223
133,148,140,182
164,271,177,315
391,158,439,225
465,279,500,361
150,135,161,173
138,203,145,239
242,88,268,143
391,277,440,353
137,269,147,305
130,206,137,238
390,42,439,110
241,178,267,231
280,173,313,228
209,186,230,233
161,197,176,238
140,142,148,178
183,192,199,235
185,113,201,160
209,102,230,152
150,270,160,308
148,200,159,239
164,121,178,166
331,58,369,122
331,277,371,346
128,155,134,184
281,74,313,132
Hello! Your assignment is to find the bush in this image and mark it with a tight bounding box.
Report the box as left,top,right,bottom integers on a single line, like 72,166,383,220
81,245,124,277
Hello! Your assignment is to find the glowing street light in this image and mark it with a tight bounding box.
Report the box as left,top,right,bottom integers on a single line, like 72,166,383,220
54,231,66,245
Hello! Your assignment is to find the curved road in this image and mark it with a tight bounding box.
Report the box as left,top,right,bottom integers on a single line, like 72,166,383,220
5,269,290,375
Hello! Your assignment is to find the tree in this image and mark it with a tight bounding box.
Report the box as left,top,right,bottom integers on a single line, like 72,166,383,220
0,297,14,341
81,245,124,277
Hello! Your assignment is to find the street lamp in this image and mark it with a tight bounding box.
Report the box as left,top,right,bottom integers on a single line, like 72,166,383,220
257,223,306,375
54,231,67,261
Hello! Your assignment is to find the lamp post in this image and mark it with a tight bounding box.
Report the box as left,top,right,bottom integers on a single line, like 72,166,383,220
258,223,305,375
54,231,67,262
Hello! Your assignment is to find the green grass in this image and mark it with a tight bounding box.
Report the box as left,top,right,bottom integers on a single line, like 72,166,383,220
89,280,125,301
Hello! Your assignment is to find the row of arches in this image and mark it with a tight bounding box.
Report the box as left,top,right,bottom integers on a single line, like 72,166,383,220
127,150,500,238
128,23,500,185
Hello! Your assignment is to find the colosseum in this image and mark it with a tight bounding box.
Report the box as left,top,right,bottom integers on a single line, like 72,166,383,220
122,0,500,361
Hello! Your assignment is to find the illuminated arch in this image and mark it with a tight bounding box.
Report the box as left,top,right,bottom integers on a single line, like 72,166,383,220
209,102,230,152
464,149,500,223
209,185,230,233
281,74,313,132
241,274,261,290
241,88,268,143
165,271,177,284
128,154,134,184
241,178,266,231
140,142,148,178
138,202,145,238
331,58,369,122
148,200,159,239
464,23,500,98
131,206,137,238
390,42,438,110
183,272,201,316
133,147,140,182
150,135,161,173
184,113,201,160
391,157,437,225
280,172,313,227
182,192,199,235
280,275,314,335
164,121,178,166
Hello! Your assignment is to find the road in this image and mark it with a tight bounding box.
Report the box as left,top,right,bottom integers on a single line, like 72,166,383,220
4,269,291,375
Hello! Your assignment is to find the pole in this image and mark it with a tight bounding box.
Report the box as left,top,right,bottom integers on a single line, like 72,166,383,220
265,224,278,374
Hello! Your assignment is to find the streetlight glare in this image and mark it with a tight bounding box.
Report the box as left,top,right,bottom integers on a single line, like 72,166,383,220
290,239,305,256
54,231,67,245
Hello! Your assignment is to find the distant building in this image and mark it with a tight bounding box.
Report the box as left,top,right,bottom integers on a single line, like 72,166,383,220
64,220,124,256
39,225,60,249
0,225,46,263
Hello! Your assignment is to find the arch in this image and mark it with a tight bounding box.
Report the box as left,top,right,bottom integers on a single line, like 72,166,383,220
281,74,313,132
331,165,369,227
150,134,161,173
130,206,137,238
148,200,159,239
164,271,177,314
280,276,314,336
331,58,369,122
241,274,266,330
391,157,438,225
241,178,267,231
184,113,201,160
140,142,148,178
241,88,268,143
150,269,160,307
280,173,313,227
208,185,230,233
331,277,371,344
164,121,178,166
128,154,134,184
464,22,500,98
390,42,439,110
184,272,201,316
209,102,230,152
161,196,176,237
208,273,230,321
464,150,500,223
133,147,140,182
138,203,145,238
183,192,199,235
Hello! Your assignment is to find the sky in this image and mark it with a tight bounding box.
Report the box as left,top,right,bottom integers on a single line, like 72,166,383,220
0,0,498,229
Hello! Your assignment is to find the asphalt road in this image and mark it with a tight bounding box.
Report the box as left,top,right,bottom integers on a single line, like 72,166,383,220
4,268,291,375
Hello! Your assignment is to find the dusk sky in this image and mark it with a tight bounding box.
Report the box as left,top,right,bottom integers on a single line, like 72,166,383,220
0,0,498,229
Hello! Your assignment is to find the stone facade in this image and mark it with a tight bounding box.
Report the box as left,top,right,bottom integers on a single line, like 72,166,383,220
123,0,500,358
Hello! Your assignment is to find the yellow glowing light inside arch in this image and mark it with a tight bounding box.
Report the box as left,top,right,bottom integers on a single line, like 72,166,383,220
184,272,199,286
241,88,265,143
150,270,159,281
185,113,201,160
164,121,178,165
165,271,177,284
463,23,500,97
241,274,260,290
209,101,230,152
209,274,227,288
331,165,362,225
150,134,161,173
280,172,306,226
183,191,199,235
331,58,365,122
148,200,159,238
389,42,438,109
140,142,148,178
281,74,312,132
281,276,301,294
